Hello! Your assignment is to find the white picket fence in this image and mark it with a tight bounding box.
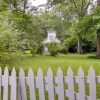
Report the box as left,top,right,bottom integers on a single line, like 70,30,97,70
0,67,99,100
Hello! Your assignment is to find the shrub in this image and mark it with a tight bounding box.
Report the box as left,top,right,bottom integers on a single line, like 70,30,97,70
29,43,44,55
47,42,60,56
60,43,68,54
64,36,77,53
82,39,96,53
30,43,37,56
0,51,23,67
36,43,44,55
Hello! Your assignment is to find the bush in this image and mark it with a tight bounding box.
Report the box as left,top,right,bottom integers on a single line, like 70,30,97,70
0,51,23,67
30,43,44,55
36,43,44,55
82,39,96,53
30,43,37,56
60,43,68,54
47,42,60,56
64,36,77,53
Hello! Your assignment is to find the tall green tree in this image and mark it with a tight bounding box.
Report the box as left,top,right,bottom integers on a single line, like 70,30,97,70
0,9,22,67
75,4,100,57
49,0,95,54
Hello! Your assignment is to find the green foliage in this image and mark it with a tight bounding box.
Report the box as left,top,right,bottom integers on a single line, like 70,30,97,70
0,3,7,11
30,43,37,56
93,7,100,34
30,43,44,56
82,39,96,53
76,15,94,36
47,42,60,56
0,8,23,67
59,43,68,54
64,36,77,53
0,52,23,67
36,44,44,55
2,0,28,12
11,9,32,33
76,6,100,36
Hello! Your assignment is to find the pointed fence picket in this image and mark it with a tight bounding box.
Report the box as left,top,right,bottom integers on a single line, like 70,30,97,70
78,67,85,100
47,68,55,100
10,68,16,100
57,68,65,100
89,67,96,100
0,66,99,100
67,67,75,100
37,68,45,100
3,67,9,100
19,68,27,100
28,68,36,100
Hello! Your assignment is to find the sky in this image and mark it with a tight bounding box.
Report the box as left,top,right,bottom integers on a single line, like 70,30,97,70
29,0,97,6
28,0,97,11
29,0,47,6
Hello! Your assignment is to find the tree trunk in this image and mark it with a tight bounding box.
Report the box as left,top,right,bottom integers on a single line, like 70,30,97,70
77,35,83,54
97,0,100,6
96,0,100,57
96,34,100,57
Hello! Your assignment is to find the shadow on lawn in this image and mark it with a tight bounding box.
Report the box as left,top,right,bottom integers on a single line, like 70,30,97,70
87,56,100,59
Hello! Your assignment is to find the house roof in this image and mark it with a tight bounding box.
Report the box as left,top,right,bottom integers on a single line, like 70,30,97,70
47,29,56,33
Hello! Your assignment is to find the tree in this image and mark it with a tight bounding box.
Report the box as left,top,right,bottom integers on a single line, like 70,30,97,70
75,15,96,52
2,0,28,12
68,0,95,54
75,5,100,57
96,0,100,57
49,0,95,54
0,10,22,67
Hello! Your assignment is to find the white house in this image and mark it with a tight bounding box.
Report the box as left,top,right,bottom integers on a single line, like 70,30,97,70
43,29,60,52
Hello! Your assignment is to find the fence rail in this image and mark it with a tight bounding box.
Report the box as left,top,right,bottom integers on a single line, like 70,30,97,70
0,67,99,100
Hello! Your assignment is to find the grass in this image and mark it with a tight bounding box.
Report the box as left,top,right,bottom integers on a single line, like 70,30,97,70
12,52,100,76
7,52,100,99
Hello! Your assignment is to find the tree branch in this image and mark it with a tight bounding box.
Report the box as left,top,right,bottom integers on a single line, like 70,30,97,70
84,0,94,10
69,0,78,9
81,0,84,11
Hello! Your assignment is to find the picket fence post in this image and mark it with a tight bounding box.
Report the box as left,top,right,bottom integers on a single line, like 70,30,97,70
67,67,75,100
37,68,45,100
10,68,17,100
78,67,85,100
19,68,27,100
47,68,55,100
28,68,36,100
3,67,9,100
89,67,96,100
57,67,65,100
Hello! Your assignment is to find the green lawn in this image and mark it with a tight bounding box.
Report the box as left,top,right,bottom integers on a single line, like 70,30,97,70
12,52,100,76
10,52,100,99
